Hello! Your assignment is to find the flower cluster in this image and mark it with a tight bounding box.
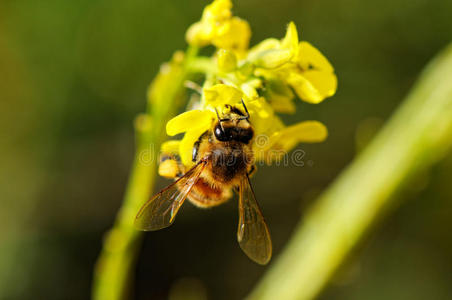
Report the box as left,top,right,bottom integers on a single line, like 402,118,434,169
160,0,337,174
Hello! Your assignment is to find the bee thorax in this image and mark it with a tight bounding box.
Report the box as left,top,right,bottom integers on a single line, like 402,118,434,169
210,146,250,182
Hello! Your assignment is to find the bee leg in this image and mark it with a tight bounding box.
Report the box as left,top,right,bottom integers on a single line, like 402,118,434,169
159,155,183,179
247,165,257,177
192,131,208,162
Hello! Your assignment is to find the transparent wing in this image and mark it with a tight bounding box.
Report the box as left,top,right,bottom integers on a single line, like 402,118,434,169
134,160,207,231
237,175,272,265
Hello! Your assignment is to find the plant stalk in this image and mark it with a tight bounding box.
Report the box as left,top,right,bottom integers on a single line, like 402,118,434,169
92,46,198,300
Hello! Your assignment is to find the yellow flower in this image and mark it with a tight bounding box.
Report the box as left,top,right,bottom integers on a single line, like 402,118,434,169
247,22,299,69
269,120,327,151
166,84,248,167
240,79,262,100
282,41,337,104
255,120,328,163
161,12,337,170
246,97,276,134
166,110,215,166
212,17,251,50
186,0,251,51
203,84,243,107
262,78,296,114
164,84,328,167
248,21,336,104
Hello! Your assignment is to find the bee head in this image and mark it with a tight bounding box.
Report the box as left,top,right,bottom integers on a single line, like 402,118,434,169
213,101,254,143
214,123,253,143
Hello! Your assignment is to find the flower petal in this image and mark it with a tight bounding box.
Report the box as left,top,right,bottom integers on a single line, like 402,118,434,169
204,84,243,107
185,22,206,46
288,71,337,104
247,97,273,119
166,110,214,136
212,17,251,50
203,0,232,22
180,126,209,166
265,79,295,113
275,120,328,151
281,21,299,58
298,41,334,72
268,96,296,114
160,140,181,154
247,98,280,135
247,38,281,60
250,48,292,69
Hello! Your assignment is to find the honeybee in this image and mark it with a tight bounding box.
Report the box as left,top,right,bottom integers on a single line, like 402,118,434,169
135,101,272,265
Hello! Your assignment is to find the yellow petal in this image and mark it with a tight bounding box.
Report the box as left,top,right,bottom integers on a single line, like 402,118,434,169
212,17,251,50
247,97,273,119
247,23,299,69
252,116,285,163
269,95,296,114
298,41,334,72
166,110,214,136
203,0,232,23
180,126,208,167
160,140,181,155
288,71,337,104
246,98,278,135
185,21,210,46
204,84,243,107
265,79,295,113
274,120,328,151
241,82,259,100
281,21,299,58
250,48,292,69
247,36,292,69
247,38,281,60
186,0,236,48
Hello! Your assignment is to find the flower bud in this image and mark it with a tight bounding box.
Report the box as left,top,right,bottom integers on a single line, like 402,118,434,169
217,49,237,72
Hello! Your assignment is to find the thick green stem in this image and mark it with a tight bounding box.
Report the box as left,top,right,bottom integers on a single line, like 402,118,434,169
92,47,198,300
248,44,452,300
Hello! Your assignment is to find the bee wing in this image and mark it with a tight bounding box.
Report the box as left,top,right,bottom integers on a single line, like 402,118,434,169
237,175,272,265
135,160,207,231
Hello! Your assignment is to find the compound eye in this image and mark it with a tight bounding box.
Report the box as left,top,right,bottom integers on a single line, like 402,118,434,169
214,124,231,141
238,128,253,144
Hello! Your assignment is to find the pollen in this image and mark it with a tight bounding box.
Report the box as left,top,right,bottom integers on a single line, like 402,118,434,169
158,159,180,179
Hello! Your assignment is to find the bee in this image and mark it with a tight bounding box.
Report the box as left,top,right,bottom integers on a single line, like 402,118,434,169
135,100,272,265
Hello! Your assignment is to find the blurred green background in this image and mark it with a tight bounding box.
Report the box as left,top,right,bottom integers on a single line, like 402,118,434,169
1,0,452,299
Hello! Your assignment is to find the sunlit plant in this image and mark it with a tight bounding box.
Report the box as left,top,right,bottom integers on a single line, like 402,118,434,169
93,0,452,299
133,0,336,265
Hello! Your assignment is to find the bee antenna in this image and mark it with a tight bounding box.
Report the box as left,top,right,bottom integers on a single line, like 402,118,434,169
215,108,226,133
240,98,250,120
215,107,221,121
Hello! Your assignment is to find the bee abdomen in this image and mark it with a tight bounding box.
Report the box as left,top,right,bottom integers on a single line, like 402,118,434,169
187,177,232,208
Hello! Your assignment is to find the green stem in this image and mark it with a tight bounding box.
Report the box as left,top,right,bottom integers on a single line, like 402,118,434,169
92,46,198,300
248,43,452,300
187,56,216,74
